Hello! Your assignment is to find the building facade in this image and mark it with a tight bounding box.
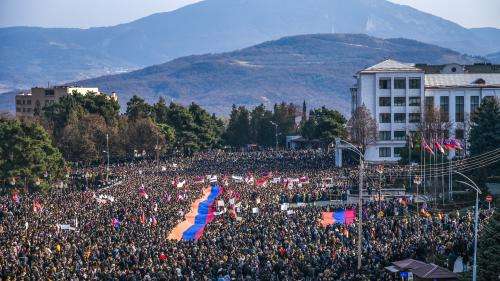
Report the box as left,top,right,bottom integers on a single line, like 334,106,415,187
15,86,117,117
352,59,500,162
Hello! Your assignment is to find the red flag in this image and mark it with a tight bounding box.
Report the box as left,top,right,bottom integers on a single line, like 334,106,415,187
33,200,43,213
255,177,268,187
434,142,445,154
422,139,434,155
140,212,146,225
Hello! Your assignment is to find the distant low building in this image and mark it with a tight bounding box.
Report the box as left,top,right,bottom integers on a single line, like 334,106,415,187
15,86,117,117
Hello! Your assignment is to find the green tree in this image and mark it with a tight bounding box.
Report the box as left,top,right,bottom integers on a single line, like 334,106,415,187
477,210,500,280
44,91,119,132
250,104,275,147
188,103,224,150
153,97,170,124
224,105,251,147
300,106,347,143
126,95,153,120
167,103,199,154
469,97,500,186
0,117,64,190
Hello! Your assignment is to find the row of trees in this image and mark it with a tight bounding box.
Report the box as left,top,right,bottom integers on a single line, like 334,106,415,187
224,103,348,148
37,94,349,164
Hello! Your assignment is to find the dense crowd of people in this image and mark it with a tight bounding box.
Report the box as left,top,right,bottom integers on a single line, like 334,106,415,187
0,150,493,280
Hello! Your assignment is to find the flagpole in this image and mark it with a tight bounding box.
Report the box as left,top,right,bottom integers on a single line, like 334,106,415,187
423,137,426,195
433,135,437,209
408,133,412,193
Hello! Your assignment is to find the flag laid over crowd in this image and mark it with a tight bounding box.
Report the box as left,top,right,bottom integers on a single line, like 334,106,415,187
320,209,356,227
168,185,222,241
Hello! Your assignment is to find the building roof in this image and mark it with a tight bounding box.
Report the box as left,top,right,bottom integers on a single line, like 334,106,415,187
392,258,428,270
411,263,458,279
360,59,423,73
425,73,500,88
417,63,500,74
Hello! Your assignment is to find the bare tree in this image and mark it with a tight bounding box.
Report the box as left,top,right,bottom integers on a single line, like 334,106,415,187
347,105,377,152
418,106,451,142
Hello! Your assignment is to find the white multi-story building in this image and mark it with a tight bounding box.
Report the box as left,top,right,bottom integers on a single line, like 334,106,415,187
351,59,500,162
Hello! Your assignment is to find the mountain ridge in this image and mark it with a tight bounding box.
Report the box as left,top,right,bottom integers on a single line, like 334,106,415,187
70,33,480,115
0,0,497,93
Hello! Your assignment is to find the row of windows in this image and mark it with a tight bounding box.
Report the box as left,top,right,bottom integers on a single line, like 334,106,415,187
379,128,464,144
379,131,407,141
379,78,421,90
379,97,421,107
16,99,32,105
402,95,480,123
16,107,32,113
16,99,55,107
379,113,421,123
379,147,405,158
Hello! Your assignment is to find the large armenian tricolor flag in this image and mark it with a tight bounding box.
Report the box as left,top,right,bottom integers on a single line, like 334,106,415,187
320,209,356,227
168,185,222,241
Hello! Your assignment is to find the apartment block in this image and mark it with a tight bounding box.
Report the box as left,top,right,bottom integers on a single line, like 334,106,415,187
351,59,500,162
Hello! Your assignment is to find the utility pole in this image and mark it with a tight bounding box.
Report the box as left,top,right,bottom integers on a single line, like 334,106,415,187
357,156,363,270
106,133,110,182
270,121,278,150
455,171,482,281
155,136,160,172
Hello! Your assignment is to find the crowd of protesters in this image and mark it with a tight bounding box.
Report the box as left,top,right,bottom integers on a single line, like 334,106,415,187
0,149,493,280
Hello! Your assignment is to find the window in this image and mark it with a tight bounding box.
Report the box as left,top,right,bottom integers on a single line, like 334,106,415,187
409,113,421,123
379,78,390,89
440,96,449,122
409,78,421,89
394,78,406,89
45,89,54,96
27,100,31,105
16,100,22,105
379,97,391,106
455,96,464,122
379,113,391,123
22,100,25,105
379,131,391,141
379,147,391,158
470,96,479,113
16,107,21,112
455,129,464,140
394,113,406,123
394,147,404,157
425,97,434,110
394,131,406,140
394,97,406,106
409,97,421,106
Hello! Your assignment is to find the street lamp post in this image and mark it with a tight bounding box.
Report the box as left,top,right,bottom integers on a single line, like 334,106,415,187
376,165,384,209
105,133,110,182
413,175,422,232
270,121,278,150
455,171,482,281
338,139,364,271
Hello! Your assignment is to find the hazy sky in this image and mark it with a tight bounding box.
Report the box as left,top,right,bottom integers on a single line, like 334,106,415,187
0,0,499,29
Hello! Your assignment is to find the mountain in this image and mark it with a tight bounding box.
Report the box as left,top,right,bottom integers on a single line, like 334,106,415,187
52,34,477,116
0,0,497,93
486,51,500,64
